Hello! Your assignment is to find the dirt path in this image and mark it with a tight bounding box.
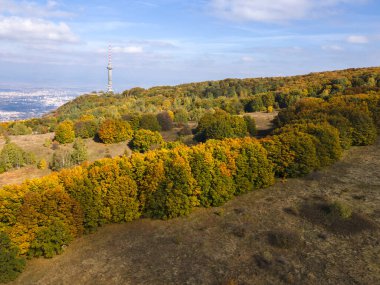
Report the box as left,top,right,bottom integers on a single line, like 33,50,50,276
10,140,380,285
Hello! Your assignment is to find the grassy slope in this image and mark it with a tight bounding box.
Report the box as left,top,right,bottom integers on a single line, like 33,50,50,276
10,139,380,285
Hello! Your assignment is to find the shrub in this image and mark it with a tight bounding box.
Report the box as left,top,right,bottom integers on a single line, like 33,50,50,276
178,124,193,136
28,221,73,258
243,115,257,136
37,159,48,170
122,113,141,130
50,149,73,171
261,131,319,178
0,142,36,173
97,119,133,144
129,129,164,153
275,123,342,167
194,110,248,142
0,231,26,283
145,150,199,219
55,120,75,144
74,120,98,139
329,201,352,220
71,139,88,164
157,112,174,131
174,109,189,124
8,122,32,136
139,114,161,131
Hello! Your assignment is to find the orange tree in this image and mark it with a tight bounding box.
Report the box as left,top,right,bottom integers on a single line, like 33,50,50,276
97,119,133,144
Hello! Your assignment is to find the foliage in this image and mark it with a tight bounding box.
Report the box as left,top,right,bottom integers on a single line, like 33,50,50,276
97,119,133,144
37,159,47,170
55,120,75,144
0,231,26,283
194,110,248,142
28,221,73,258
71,139,88,164
139,114,161,131
129,129,164,153
157,112,174,131
74,119,98,139
8,122,32,136
243,115,257,136
261,131,319,178
0,143,36,173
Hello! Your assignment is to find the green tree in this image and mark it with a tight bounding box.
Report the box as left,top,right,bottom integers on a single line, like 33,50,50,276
55,120,75,144
0,231,26,283
129,129,164,153
71,139,88,164
139,114,161,131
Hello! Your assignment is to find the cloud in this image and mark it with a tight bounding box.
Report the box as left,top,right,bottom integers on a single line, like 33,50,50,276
0,16,78,43
322,44,343,51
347,35,369,44
0,0,72,18
211,0,360,23
114,46,144,54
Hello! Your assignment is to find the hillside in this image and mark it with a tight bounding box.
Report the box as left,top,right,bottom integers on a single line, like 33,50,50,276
50,67,380,122
10,139,380,285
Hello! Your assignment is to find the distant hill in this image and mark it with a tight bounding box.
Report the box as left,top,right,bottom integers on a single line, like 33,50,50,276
51,67,380,121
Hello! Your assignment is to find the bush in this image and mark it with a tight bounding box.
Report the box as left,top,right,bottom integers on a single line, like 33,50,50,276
8,122,32,136
329,201,352,220
243,115,257,136
195,110,248,142
261,131,319,178
55,120,75,144
178,124,193,136
0,142,36,173
37,159,48,170
74,120,98,139
139,114,161,131
157,112,174,131
71,139,88,164
97,119,133,144
129,129,164,153
275,123,342,167
122,113,141,130
0,231,26,283
28,221,73,258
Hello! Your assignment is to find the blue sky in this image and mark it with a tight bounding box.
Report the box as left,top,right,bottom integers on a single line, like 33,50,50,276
0,0,379,91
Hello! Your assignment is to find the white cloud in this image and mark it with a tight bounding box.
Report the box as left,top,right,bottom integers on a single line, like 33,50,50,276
0,16,78,43
114,46,144,54
322,44,343,51
241,56,254,62
0,0,72,18
211,0,358,23
347,35,369,44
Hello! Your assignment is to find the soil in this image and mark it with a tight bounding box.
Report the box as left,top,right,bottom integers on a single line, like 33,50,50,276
9,139,380,285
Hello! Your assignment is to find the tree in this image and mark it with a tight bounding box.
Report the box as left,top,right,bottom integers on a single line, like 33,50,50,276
129,129,164,153
71,139,88,164
8,122,32,136
55,120,75,144
97,119,133,144
194,110,248,142
0,231,26,283
157,112,173,131
139,114,161,131
0,143,35,173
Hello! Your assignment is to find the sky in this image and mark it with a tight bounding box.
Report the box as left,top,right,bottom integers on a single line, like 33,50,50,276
0,0,379,92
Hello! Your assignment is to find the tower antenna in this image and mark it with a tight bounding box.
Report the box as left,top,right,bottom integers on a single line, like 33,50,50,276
107,44,113,93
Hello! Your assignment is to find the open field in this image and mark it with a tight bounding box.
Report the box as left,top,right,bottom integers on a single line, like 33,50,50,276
10,139,380,285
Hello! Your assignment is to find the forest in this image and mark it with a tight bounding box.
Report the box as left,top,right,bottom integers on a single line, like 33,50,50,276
1,67,380,282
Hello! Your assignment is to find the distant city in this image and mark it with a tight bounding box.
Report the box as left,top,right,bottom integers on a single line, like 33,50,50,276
0,88,86,121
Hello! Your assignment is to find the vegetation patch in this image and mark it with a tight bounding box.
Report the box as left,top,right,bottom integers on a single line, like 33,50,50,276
300,200,377,235
267,229,301,249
